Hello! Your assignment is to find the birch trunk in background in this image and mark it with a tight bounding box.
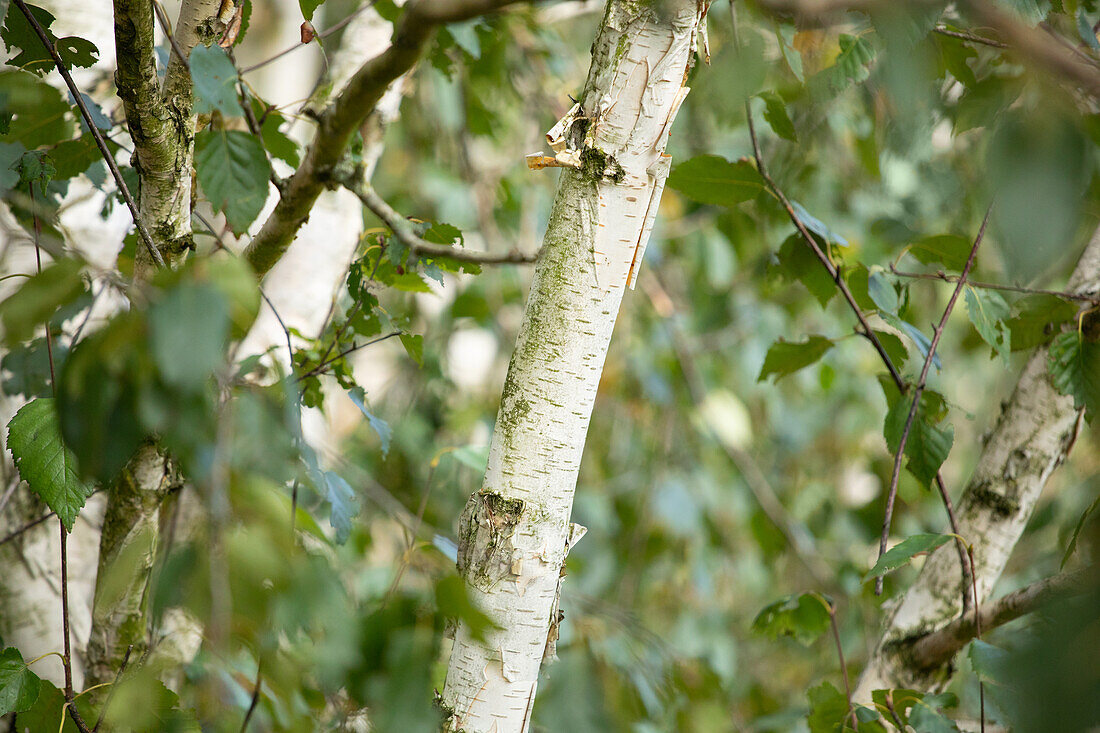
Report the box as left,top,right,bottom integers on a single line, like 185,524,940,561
442,2,706,729
855,227,1100,699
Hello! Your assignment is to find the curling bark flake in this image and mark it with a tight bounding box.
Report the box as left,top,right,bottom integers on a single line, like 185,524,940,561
855,228,1100,698
442,2,708,730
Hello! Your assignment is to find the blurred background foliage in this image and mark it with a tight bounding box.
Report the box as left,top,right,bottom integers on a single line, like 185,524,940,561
1,0,1099,730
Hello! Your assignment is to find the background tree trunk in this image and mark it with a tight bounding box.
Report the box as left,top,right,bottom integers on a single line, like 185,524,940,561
854,227,1100,698
441,2,706,729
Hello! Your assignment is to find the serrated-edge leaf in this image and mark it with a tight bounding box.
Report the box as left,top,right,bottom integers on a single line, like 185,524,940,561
865,533,951,580
194,129,271,235
1048,330,1100,418
0,646,42,715
964,286,1011,361
6,398,95,530
189,44,243,117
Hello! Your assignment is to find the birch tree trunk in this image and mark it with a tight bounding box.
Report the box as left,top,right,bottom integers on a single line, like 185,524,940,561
854,227,1100,699
442,2,706,729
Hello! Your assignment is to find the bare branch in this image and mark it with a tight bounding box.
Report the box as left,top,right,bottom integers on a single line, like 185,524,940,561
908,567,1092,669
242,0,528,276
340,174,537,265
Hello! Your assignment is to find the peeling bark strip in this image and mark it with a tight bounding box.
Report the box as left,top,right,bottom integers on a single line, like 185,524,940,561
855,228,1100,699
442,3,707,730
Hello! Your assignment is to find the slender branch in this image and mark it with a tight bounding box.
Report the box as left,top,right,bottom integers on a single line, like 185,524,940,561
242,0,526,276
91,645,133,733
875,206,991,596
151,0,190,73
296,330,402,380
240,3,376,75
962,0,1100,98
908,567,1091,670
890,266,1100,304
340,175,538,265
932,25,1007,49
744,110,906,391
239,660,263,732
11,0,164,268
826,600,856,729
745,79,973,614
0,511,56,546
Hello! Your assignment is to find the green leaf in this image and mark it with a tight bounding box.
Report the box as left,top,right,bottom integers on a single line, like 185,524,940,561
322,470,358,544
775,234,836,307
149,283,230,391
347,387,391,456
871,330,909,370
300,0,324,20
435,574,496,641
1079,9,1100,49
869,690,959,732
1048,329,1100,419
6,397,96,530
909,234,972,271
864,533,951,580
57,312,151,482
807,681,863,732
1006,294,1079,352
968,639,1011,680
867,270,899,314
826,33,876,92
1061,492,1099,568
881,312,942,370
777,24,804,81
49,135,100,180
759,91,797,141
190,44,243,117
752,592,831,645
260,110,299,167
0,69,75,148
666,155,766,207
0,258,83,346
194,129,271,235
883,392,953,487
0,646,42,714
790,200,848,246
400,333,423,366
758,335,834,382
964,286,1011,361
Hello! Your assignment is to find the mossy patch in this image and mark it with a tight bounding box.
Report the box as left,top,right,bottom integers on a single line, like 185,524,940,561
580,146,625,184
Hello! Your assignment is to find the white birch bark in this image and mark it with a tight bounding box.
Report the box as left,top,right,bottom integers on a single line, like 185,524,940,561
442,2,706,730
854,227,1100,699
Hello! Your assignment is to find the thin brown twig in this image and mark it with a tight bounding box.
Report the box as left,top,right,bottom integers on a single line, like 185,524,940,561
151,0,190,72
11,0,165,269
741,32,974,612
239,2,377,75
968,545,986,733
340,174,539,265
0,511,56,546
744,108,906,391
296,331,402,381
827,601,856,730
875,206,992,596
91,645,133,733
239,660,263,732
932,25,1007,49
890,266,1100,304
